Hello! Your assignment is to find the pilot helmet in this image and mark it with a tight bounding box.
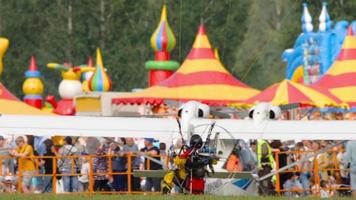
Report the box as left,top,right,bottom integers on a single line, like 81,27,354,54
189,134,203,149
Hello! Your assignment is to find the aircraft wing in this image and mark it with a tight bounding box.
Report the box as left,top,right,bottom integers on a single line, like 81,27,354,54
191,119,356,140
0,115,355,140
0,115,178,140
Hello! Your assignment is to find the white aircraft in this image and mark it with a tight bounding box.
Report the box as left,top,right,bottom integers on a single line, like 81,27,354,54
0,102,355,140
0,101,354,195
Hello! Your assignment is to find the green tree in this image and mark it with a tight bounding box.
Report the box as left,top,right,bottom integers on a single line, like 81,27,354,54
0,0,356,99
233,0,300,89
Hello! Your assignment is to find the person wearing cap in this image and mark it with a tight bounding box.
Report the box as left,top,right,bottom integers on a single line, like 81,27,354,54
140,138,162,192
10,136,35,193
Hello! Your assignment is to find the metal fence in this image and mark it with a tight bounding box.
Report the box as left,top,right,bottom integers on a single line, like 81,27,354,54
0,153,167,194
274,149,351,197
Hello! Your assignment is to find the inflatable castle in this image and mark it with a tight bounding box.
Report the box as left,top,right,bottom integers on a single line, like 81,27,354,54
282,2,355,84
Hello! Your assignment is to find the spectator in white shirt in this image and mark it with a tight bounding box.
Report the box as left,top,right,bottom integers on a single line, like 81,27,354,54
78,152,90,192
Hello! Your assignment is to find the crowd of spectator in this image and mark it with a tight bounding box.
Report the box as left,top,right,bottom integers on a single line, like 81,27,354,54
0,135,164,193
266,140,355,197
0,134,355,197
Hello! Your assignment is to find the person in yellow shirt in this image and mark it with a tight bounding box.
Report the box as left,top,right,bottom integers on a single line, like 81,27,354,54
10,136,35,193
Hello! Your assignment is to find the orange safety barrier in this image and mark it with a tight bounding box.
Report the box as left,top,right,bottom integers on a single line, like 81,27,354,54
274,149,351,197
0,153,169,194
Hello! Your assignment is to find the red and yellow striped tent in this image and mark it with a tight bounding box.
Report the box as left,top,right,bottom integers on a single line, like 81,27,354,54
241,80,342,108
0,82,20,101
113,25,260,106
314,26,356,106
0,82,54,115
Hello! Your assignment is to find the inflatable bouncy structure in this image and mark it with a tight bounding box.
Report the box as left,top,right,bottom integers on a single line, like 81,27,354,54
88,48,112,92
46,62,93,115
82,57,95,92
283,2,349,84
0,38,53,115
145,4,179,86
23,56,44,109
0,37,9,75
46,63,82,115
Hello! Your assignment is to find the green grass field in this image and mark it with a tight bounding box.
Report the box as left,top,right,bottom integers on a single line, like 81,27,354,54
0,195,353,200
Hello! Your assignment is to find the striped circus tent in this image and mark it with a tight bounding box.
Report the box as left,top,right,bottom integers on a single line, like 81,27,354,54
113,24,260,106
240,80,342,108
0,83,54,115
314,26,356,107
0,82,20,101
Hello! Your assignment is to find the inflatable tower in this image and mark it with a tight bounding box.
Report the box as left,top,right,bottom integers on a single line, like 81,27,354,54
23,56,44,109
145,4,179,86
88,48,112,92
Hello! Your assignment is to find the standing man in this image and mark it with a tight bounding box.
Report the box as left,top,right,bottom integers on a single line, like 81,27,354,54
123,138,141,191
257,139,275,195
58,136,79,192
93,142,111,191
41,139,56,193
10,136,35,193
109,142,127,191
343,140,356,197
0,136,14,179
140,138,162,192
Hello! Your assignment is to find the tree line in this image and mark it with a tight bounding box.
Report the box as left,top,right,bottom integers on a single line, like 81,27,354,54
0,0,355,98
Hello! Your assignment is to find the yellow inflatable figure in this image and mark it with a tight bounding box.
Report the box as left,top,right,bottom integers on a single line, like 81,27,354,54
0,37,9,75
46,63,93,115
81,57,95,92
